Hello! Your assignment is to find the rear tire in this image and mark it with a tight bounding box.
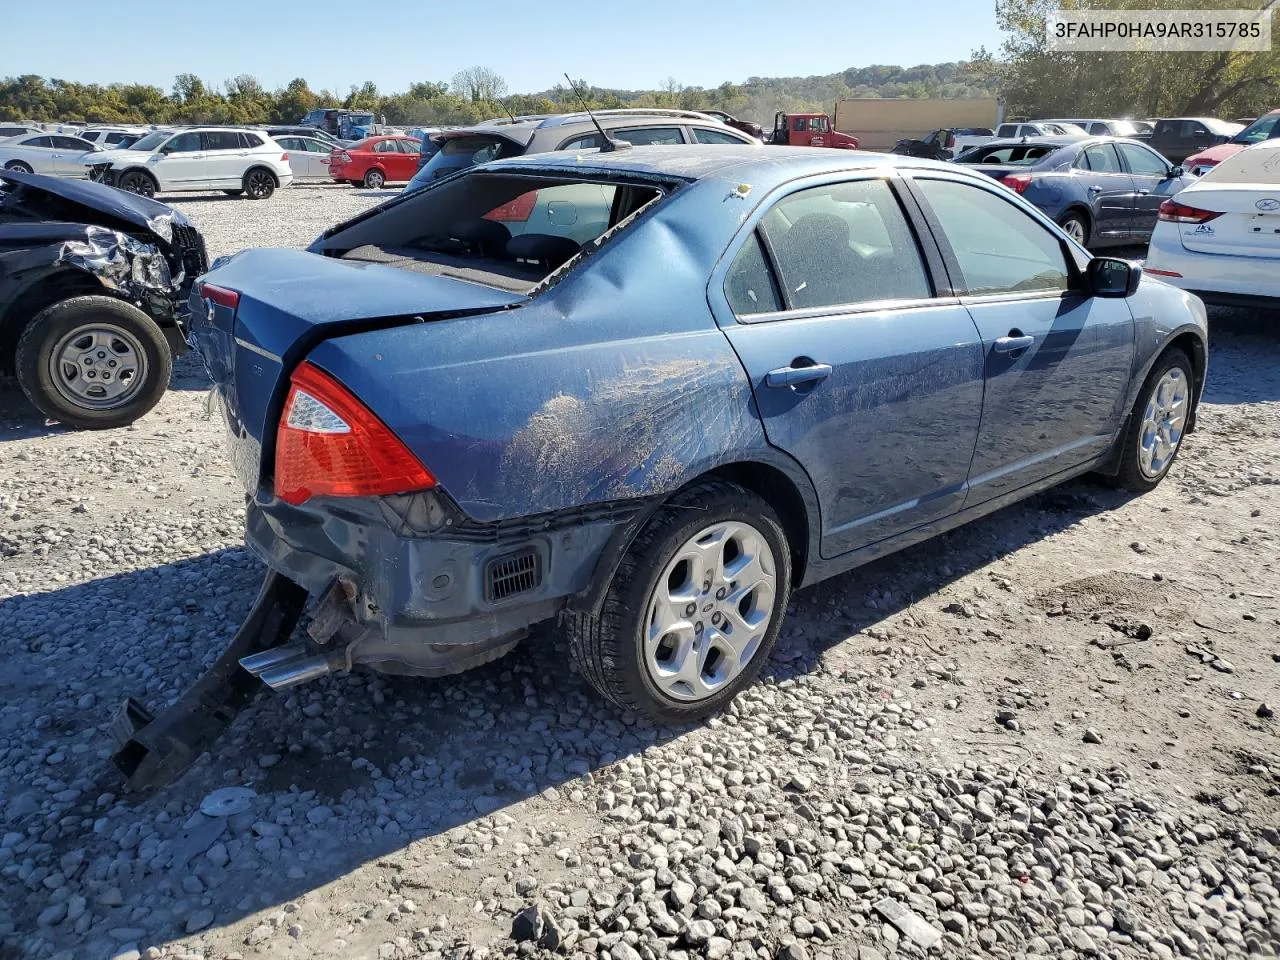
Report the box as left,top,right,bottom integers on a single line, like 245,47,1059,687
566,480,791,723
1107,348,1194,492
4,161,33,174
1058,211,1090,246
363,168,385,189
15,296,171,430
116,170,157,197
243,168,276,200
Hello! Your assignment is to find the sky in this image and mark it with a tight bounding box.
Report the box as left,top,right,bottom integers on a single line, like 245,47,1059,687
7,0,1005,95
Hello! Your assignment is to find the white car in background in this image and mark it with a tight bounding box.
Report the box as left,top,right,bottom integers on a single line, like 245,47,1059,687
270,134,335,179
1145,139,1280,309
83,127,293,199
0,133,100,176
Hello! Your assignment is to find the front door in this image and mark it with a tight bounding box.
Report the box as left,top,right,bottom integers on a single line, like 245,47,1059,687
712,175,986,559
1116,141,1186,236
907,174,1134,503
152,131,205,189
1074,142,1136,240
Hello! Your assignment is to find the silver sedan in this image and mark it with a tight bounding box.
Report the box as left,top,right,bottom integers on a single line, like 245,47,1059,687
273,136,335,180
0,134,101,177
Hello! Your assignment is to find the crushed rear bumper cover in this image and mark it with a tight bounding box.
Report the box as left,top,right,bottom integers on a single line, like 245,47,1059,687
109,571,305,791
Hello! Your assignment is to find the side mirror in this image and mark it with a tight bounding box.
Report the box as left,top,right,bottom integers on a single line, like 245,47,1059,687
1088,257,1141,298
1168,165,1185,179
1213,134,1229,145
158,144,173,154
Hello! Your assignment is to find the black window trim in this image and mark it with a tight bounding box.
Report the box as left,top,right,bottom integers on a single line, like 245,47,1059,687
897,171,1092,304
1079,142,1128,177
713,170,959,325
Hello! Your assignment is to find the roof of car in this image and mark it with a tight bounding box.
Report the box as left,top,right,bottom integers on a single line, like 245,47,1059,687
479,145,958,182
436,111,743,148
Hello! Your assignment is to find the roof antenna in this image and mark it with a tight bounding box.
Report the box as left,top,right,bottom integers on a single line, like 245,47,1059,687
489,98,516,123
563,73,630,152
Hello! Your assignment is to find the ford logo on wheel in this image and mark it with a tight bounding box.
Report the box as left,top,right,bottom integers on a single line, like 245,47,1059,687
1256,198,1280,212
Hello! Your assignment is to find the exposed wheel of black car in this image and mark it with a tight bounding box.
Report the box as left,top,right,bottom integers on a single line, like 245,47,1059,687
363,168,385,189
223,189,244,197
1107,348,1194,493
565,479,792,723
1058,211,1090,246
4,161,33,174
116,170,157,197
243,168,276,200
15,296,171,430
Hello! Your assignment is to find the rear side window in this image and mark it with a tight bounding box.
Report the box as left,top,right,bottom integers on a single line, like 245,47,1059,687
914,178,1069,296
104,132,126,144
25,136,54,148
241,133,264,148
1081,143,1123,172
51,136,90,150
725,233,782,315
996,125,1017,138
614,127,684,146
374,139,398,153
202,131,241,151
396,139,420,154
167,132,202,153
753,179,931,312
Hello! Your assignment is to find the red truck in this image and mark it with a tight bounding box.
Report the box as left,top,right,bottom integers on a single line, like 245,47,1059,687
768,112,860,149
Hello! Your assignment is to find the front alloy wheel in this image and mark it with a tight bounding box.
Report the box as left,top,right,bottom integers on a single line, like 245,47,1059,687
117,171,155,197
363,168,385,189
1107,348,1194,492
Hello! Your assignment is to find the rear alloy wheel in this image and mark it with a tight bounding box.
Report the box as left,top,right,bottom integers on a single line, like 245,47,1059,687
363,168,385,189
1108,348,1194,492
243,169,275,200
4,161,33,174
116,171,156,197
15,295,171,429
1059,212,1090,246
566,480,791,722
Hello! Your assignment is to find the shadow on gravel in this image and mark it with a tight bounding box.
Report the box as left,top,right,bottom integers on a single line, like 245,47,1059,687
1,476,1127,951
1203,308,1280,404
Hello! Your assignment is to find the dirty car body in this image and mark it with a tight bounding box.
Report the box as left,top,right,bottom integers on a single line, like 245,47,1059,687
0,170,208,384
116,146,1208,788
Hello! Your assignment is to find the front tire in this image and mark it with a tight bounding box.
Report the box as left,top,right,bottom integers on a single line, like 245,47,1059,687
15,296,171,430
4,161,34,174
116,170,156,197
1108,348,1194,492
363,168,385,189
566,480,791,723
1058,211,1090,246
243,168,276,199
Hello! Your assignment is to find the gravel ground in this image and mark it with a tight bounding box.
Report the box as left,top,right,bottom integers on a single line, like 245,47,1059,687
1,185,1278,960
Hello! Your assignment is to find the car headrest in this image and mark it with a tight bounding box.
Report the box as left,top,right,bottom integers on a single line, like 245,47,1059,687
507,233,581,270
450,218,512,257
782,213,850,251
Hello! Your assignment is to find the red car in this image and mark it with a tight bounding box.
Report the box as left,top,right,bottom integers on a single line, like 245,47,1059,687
328,135,421,188
1182,108,1280,176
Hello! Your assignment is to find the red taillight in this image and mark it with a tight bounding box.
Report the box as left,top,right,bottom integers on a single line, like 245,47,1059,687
339,152,352,163
1000,173,1032,194
1158,199,1222,224
281,152,289,161
274,362,436,506
200,283,240,310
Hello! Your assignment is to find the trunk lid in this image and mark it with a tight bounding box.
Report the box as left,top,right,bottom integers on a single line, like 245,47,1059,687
189,247,527,493
1175,185,1280,257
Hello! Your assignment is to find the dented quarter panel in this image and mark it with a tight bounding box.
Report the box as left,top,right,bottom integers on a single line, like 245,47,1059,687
307,192,777,522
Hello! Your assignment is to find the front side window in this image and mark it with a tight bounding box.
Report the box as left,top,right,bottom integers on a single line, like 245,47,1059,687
811,117,830,133
374,139,398,153
914,178,1069,296
166,132,202,153
1117,142,1168,176
755,179,931,311
794,118,808,132
1236,114,1280,144
396,139,421,154
51,136,91,150
693,127,748,145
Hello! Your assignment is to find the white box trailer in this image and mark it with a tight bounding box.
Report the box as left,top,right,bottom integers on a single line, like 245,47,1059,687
833,98,1004,152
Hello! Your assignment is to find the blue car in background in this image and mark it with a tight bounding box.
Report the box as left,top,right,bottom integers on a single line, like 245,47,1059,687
186,146,1207,725
954,136,1196,248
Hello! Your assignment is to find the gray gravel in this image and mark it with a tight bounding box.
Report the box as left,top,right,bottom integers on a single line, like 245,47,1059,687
1,186,1278,960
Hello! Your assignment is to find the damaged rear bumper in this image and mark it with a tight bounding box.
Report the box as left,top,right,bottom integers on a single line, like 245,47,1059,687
243,492,642,675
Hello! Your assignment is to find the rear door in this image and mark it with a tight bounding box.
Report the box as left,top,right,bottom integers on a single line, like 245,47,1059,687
1116,141,1183,236
906,174,1134,502
710,174,986,558
1074,142,1136,238
391,138,420,180
200,130,245,187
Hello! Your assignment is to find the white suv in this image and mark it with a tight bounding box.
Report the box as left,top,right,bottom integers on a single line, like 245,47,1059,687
84,127,294,199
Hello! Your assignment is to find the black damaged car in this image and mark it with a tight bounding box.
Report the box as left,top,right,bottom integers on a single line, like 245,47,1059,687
0,170,207,429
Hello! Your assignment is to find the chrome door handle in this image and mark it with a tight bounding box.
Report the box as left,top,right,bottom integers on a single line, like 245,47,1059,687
1087,185,1103,195
765,363,833,388
1137,189,1150,195
994,335,1035,354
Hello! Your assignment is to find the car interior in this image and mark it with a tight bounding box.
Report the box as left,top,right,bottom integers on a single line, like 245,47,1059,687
315,172,666,292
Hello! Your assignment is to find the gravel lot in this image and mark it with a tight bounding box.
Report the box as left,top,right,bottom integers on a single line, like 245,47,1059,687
1,185,1278,960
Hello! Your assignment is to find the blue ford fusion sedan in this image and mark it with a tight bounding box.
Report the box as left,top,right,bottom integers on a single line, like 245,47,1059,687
189,146,1207,723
